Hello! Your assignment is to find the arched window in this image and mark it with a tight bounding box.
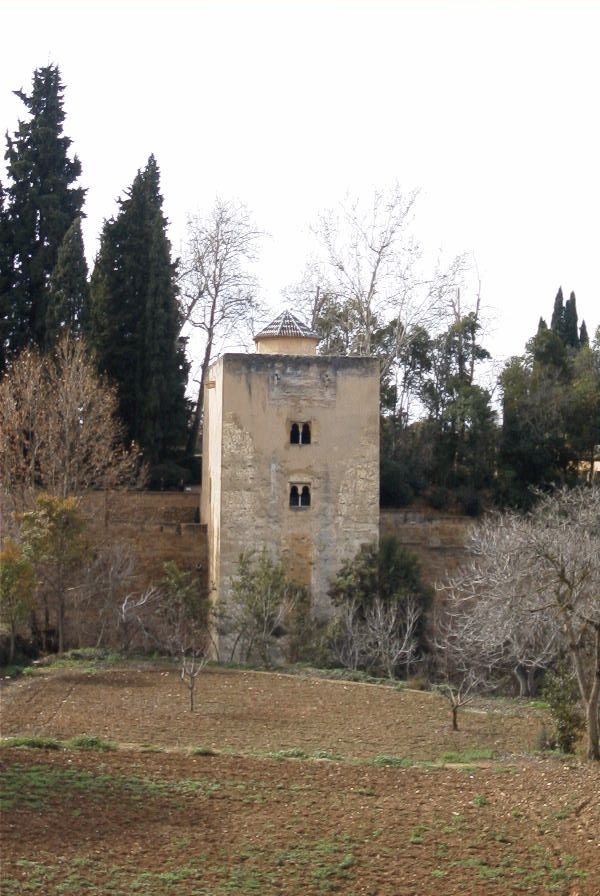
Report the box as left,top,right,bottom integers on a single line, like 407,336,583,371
290,423,300,444
301,423,311,444
290,483,311,509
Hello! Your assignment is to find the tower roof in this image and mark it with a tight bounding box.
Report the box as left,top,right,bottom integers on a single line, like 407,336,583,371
254,311,319,341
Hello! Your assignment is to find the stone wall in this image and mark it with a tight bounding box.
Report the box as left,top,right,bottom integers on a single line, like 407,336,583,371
80,490,206,586
82,495,473,594
3,489,472,612
380,508,475,587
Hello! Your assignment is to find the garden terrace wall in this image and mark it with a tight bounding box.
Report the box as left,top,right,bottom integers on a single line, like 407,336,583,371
80,490,206,585
379,508,473,587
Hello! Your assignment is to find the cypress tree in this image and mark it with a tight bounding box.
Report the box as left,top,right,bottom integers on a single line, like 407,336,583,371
550,287,565,340
45,217,89,344
89,156,188,464
579,320,589,347
563,291,579,349
3,65,85,355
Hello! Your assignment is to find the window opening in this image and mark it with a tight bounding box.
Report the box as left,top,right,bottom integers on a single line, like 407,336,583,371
290,421,312,444
290,483,311,509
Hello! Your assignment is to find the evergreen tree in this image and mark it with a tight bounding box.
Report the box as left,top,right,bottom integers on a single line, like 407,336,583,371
45,217,89,344
498,292,598,505
550,286,565,338
2,65,85,356
417,313,496,490
89,156,188,464
563,291,579,349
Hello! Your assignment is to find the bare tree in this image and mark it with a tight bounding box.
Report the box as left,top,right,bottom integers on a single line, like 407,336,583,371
328,599,369,672
155,563,210,711
180,199,262,454
180,650,209,713
433,601,497,731
435,673,484,733
444,488,600,759
82,541,137,648
328,596,421,679
0,335,142,514
285,186,472,426
0,347,47,515
117,585,160,653
443,518,561,696
364,596,421,680
521,488,600,760
313,185,419,357
116,564,210,711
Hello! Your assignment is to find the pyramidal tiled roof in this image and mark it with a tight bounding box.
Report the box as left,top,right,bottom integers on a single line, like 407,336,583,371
254,310,319,340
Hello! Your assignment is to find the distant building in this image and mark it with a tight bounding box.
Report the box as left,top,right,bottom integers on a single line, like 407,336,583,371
201,311,379,653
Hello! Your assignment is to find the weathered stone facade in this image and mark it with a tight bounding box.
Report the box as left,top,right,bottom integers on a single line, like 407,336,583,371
201,347,380,634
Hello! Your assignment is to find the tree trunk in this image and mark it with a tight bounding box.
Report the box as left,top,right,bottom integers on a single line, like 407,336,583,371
568,622,600,761
452,705,458,731
9,626,16,664
514,665,528,697
186,311,216,457
526,666,538,697
42,596,50,652
57,594,65,654
584,627,600,761
586,697,599,761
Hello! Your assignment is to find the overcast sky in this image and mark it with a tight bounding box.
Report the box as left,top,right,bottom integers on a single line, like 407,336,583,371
2,0,599,367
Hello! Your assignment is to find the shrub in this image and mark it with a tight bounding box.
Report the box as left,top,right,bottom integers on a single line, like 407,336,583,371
406,672,430,691
456,487,482,517
427,487,450,511
148,462,191,491
225,549,305,667
380,460,414,508
542,661,585,754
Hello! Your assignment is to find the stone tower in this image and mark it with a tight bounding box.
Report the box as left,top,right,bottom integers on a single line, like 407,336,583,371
200,311,379,648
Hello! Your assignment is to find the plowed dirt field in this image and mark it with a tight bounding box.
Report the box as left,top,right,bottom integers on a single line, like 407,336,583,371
1,665,599,895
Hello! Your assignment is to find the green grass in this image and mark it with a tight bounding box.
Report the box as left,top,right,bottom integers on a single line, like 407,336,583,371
311,749,343,761
67,735,116,752
409,825,429,844
2,768,592,896
0,762,224,817
263,747,309,760
370,754,417,768
0,735,62,750
0,662,31,679
0,858,208,895
1,735,116,753
189,745,217,756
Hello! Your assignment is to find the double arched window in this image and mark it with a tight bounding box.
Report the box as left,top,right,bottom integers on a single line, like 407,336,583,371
289,484,311,508
290,422,311,445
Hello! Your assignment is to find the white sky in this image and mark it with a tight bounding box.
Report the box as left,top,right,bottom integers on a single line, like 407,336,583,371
1,0,599,367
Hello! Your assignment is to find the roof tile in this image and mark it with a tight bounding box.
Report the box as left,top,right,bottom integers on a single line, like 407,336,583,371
255,311,319,341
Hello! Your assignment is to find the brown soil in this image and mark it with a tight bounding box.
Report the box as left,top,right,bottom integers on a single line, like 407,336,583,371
1,666,599,895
